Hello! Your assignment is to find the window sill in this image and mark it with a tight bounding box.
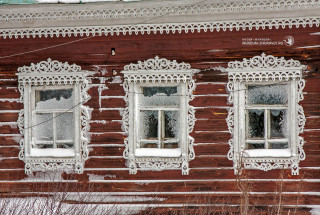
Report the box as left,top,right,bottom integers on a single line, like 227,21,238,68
243,149,291,158
135,148,181,157
30,148,75,157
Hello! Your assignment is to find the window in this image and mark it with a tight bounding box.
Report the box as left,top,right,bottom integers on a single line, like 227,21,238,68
226,53,306,175
17,59,91,175
122,56,198,175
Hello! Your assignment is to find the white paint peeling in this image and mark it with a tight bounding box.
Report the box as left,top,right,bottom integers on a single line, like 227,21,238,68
88,178,320,183
207,49,228,53
196,82,226,85
99,108,124,111
100,96,125,99
201,66,227,72
90,120,108,124
89,144,124,147
0,79,17,81
0,134,22,137
0,110,20,113
194,94,228,97
22,171,66,182
0,122,18,127
193,106,231,109
297,45,320,49
0,98,19,102
110,76,122,84
89,156,123,159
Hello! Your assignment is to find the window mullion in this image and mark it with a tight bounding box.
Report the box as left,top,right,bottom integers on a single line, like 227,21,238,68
53,112,57,149
158,110,162,149
264,108,268,149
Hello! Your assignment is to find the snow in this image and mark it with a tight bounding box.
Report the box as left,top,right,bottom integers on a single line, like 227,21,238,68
243,149,291,157
22,171,64,181
142,92,179,107
247,84,287,105
30,148,75,157
0,197,147,215
135,148,181,157
36,95,73,110
310,206,320,215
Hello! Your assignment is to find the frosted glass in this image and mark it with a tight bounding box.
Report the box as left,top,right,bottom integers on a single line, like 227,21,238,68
247,85,287,105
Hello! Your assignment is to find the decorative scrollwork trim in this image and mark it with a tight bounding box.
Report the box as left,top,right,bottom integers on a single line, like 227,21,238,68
17,59,91,175
122,56,198,175
2,0,320,25
226,53,306,175
1,16,319,39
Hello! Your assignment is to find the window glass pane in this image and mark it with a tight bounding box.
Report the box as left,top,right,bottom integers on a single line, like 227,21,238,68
35,89,73,110
247,85,287,105
163,142,179,149
269,142,288,149
246,143,265,149
34,113,53,145
140,111,158,139
141,87,178,106
140,142,158,148
164,111,179,138
247,110,265,138
270,109,287,138
56,113,74,145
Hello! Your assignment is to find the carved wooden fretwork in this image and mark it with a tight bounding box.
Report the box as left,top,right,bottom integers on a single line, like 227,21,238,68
17,59,91,175
122,56,198,175
226,53,306,175
1,17,319,39
1,0,319,24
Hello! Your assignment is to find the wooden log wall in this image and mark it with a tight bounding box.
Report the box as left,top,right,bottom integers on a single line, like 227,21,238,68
0,25,319,214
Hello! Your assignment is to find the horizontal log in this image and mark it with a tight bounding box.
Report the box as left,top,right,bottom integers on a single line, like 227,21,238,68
190,95,228,107
0,79,18,87
304,78,320,92
190,156,233,168
88,146,124,157
85,158,126,169
194,143,229,156
0,147,20,157
194,119,228,132
303,104,320,117
89,132,125,144
301,92,320,104
0,124,19,134
195,108,229,120
0,112,19,122
0,88,20,99
192,132,231,143
0,101,22,110
90,122,122,133
1,167,320,182
305,117,320,130
86,98,126,109
0,158,24,169
91,109,122,121
194,83,227,95
0,136,21,145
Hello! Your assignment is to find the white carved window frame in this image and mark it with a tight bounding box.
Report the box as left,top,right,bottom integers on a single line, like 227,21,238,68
16,59,92,175
226,53,306,175
121,56,199,175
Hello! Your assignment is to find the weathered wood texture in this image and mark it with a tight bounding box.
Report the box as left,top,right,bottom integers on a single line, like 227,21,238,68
0,25,320,213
